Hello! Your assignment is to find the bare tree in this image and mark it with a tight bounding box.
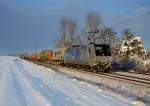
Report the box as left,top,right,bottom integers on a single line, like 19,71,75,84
123,29,133,41
79,29,89,45
55,35,64,48
85,11,102,43
56,16,78,48
67,17,77,46
104,28,116,45
98,27,107,44
58,16,68,47
86,11,102,32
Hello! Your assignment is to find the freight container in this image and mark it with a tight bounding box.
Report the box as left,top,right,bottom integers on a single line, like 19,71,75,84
52,47,68,64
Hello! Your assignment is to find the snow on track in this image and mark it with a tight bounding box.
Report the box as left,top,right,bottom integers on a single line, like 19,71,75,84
0,56,146,106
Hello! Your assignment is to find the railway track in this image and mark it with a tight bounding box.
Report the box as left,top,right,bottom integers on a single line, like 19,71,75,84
62,66,150,85
114,72,150,81
35,61,150,85
99,72,150,85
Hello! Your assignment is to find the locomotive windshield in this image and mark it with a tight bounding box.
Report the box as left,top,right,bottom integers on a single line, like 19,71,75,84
95,44,111,56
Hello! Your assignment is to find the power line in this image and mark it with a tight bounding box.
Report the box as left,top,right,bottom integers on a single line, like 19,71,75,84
111,11,150,27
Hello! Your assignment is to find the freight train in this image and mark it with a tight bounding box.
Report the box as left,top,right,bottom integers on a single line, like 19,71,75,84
21,36,150,74
22,43,113,72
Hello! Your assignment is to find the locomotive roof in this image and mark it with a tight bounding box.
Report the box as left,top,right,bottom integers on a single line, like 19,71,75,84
71,44,110,47
94,44,110,46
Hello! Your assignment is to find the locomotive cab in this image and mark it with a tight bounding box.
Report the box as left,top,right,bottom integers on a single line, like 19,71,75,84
88,43,112,70
95,44,111,56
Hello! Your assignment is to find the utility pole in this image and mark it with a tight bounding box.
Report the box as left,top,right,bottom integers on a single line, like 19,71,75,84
88,30,99,44
88,30,99,72
34,41,38,63
64,33,65,47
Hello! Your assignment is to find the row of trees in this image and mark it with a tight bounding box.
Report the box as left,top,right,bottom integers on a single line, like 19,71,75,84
55,11,135,54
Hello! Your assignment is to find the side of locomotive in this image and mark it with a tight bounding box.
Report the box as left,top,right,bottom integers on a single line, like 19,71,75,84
64,45,89,65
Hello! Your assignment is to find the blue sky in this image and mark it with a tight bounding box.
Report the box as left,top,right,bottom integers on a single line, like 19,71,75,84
0,0,150,54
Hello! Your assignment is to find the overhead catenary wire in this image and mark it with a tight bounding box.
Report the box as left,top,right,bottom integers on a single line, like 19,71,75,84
110,11,150,27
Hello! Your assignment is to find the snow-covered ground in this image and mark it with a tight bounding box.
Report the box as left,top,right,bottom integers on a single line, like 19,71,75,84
0,56,146,106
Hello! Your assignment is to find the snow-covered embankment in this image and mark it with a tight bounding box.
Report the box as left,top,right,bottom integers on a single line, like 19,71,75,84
48,64,150,104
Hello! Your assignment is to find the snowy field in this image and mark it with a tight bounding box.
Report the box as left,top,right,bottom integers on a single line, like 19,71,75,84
0,56,146,106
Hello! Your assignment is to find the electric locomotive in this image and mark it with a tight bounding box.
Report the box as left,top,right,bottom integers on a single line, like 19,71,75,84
64,43,112,72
